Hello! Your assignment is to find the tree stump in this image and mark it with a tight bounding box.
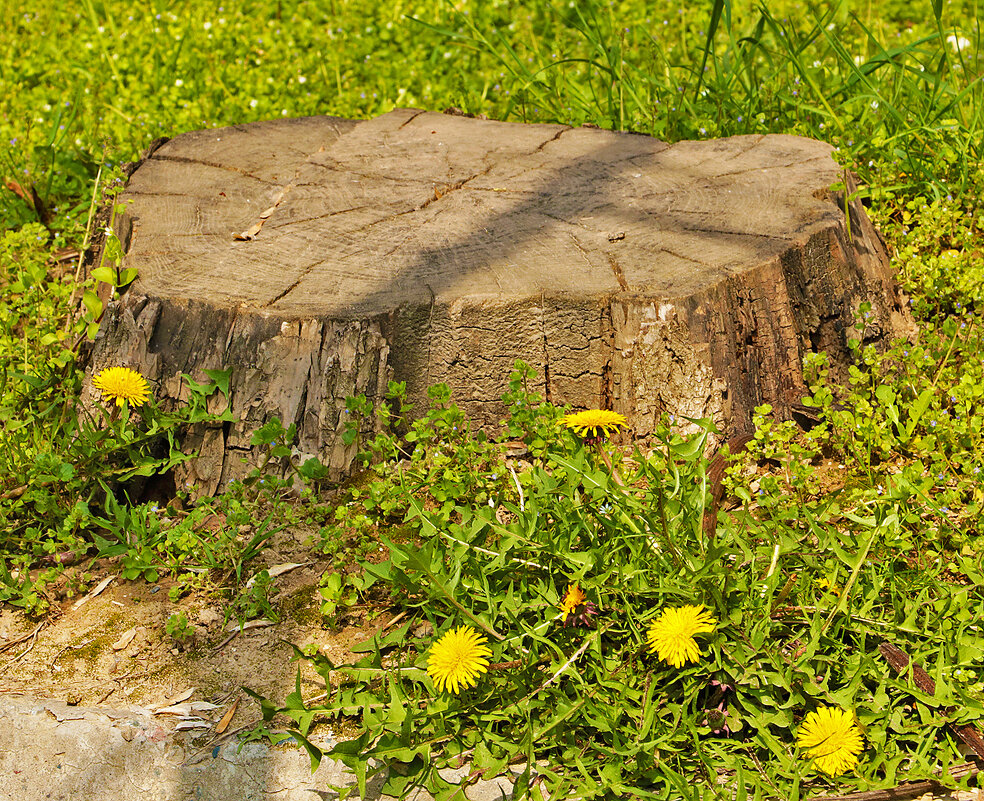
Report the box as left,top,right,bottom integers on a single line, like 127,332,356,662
85,109,913,493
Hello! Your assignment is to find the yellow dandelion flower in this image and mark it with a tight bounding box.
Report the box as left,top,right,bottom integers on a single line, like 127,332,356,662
559,583,587,623
646,604,717,668
561,409,627,441
426,626,492,694
92,367,151,407
798,706,864,776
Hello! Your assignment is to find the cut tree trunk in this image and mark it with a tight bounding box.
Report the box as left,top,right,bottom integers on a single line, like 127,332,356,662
84,109,914,493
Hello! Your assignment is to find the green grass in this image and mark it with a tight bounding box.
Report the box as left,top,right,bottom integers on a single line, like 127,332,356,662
3,0,984,798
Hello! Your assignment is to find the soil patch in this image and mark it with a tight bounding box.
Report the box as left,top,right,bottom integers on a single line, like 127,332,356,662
0,522,379,738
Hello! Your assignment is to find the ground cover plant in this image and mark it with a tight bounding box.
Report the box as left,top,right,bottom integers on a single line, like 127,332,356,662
2,0,984,798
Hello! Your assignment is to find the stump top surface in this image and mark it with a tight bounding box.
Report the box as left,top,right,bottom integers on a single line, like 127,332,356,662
122,109,843,318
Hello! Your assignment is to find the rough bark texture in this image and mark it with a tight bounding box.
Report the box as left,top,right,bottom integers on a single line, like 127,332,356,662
84,109,914,491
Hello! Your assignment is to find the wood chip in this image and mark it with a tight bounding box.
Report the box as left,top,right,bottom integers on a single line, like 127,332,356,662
71,575,115,610
111,627,138,651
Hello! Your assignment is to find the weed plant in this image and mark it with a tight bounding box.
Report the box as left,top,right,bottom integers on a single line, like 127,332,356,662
247,353,984,798
2,0,984,798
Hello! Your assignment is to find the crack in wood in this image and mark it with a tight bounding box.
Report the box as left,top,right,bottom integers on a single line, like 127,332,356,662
567,232,597,270
532,126,571,154
153,154,272,184
264,204,373,230
423,283,436,391
719,134,767,162
294,167,435,187
607,253,629,291
539,295,552,404
676,221,795,241
601,303,615,411
708,154,834,179
659,246,706,266
263,126,575,309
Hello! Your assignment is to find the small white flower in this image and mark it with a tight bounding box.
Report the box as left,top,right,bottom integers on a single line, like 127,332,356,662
870,99,879,109
249,98,258,108
298,75,307,83
175,79,183,87
946,34,971,51
203,20,212,30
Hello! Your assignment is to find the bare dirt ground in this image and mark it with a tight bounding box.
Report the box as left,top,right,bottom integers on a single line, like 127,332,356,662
0,522,381,741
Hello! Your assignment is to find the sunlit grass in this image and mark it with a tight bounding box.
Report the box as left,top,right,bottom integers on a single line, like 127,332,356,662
1,2,984,795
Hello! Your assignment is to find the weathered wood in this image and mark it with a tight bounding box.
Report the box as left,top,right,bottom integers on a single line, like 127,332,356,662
84,109,913,490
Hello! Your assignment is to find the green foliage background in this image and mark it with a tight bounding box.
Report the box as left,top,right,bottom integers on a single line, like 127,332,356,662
2,0,984,798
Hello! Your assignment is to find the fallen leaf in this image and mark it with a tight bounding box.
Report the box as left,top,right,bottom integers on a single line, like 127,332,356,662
157,688,194,708
174,719,212,731
224,618,277,633
72,575,116,610
155,703,193,716
245,562,308,588
111,627,138,651
233,221,263,241
214,697,239,734
199,513,226,532
4,179,30,203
